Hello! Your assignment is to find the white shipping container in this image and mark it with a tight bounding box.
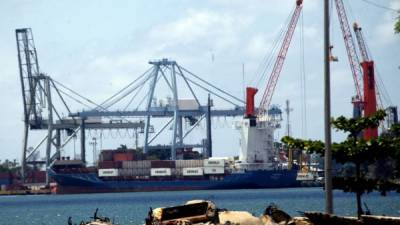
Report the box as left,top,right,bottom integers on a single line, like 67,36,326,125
203,159,225,167
203,167,225,174
98,168,119,177
151,168,171,176
183,167,204,176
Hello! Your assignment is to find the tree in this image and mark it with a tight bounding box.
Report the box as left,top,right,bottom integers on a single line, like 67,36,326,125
282,110,400,218
395,15,400,34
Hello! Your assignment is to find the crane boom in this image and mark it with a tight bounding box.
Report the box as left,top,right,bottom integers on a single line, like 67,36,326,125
257,0,303,117
353,23,370,62
334,0,363,101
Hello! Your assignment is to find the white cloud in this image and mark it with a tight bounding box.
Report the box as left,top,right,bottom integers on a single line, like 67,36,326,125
375,19,397,45
390,0,400,10
373,0,399,46
303,26,318,39
148,9,252,52
245,33,272,59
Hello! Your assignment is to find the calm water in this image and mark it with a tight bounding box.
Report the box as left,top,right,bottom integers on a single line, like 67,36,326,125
1,187,399,225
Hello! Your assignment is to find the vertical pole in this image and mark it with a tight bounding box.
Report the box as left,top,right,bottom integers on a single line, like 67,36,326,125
324,0,333,214
56,129,61,160
144,66,159,154
206,94,212,158
286,100,291,137
21,124,28,184
16,30,28,184
285,100,293,169
45,77,53,185
80,119,86,163
171,62,179,160
178,116,183,145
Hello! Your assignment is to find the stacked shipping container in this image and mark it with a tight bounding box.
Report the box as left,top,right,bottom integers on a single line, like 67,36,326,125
120,160,151,176
203,159,225,174
97,150,226,177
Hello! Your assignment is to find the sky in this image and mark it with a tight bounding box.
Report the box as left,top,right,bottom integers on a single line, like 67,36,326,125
0,0,399,163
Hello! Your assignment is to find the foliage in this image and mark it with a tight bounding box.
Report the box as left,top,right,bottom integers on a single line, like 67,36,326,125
331,110,386,137
395,15,400,34
281,110,400,217
0,159,20,173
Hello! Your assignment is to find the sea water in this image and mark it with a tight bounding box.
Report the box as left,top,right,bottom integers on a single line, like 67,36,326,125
0,187,399,225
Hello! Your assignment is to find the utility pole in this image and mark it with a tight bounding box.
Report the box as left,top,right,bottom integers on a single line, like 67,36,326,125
285,99,293,169
324,0,333,214
285,100,293,137
89,137,97,165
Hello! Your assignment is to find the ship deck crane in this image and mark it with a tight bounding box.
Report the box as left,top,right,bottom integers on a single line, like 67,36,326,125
256,0,303,118
245,0,303,119
238,0,303,169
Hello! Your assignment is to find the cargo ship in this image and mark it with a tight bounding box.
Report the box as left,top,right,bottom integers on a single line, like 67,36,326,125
49,116,301,194
49,158,299,194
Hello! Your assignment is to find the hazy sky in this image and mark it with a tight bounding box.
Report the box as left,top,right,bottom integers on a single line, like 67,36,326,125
0,0,399,163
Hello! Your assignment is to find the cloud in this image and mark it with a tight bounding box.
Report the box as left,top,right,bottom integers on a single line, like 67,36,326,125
211,0,319,14
389,0,400,10
148,9,252,52
245,33,273,59
373,0,399,46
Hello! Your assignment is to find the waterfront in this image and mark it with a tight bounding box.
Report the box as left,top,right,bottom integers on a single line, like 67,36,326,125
1,187,399,225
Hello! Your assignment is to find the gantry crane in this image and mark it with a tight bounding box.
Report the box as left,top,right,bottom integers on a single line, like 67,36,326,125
334,0,378,139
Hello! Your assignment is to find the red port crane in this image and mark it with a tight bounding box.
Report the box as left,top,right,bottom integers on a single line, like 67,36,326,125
353,23,378,139
334,0,365,118
245,0,303,118
334,0,378,139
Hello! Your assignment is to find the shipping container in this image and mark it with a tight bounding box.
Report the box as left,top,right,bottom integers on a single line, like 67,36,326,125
203,159,225,167
113,152,134,162
150,168,171,176
183,167,203,176
100,150,114,162
98,169,119,177
99,161,122,169
120,168,150,176
175,160,203,168
203,167,224,174
122,160,151,169
151,160,176,168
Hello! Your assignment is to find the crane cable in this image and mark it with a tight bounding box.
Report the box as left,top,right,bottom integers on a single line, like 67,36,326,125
359,0,400,13
299,10,308,139
249,6,295,89
346,0,393,108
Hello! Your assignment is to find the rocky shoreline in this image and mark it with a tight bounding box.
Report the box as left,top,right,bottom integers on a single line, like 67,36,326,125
69,200,400,225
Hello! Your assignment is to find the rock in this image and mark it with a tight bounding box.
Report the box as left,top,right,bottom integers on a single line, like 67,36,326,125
219,211,265,225
291,217,313,225
260,215,279,225
263,204,292,225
